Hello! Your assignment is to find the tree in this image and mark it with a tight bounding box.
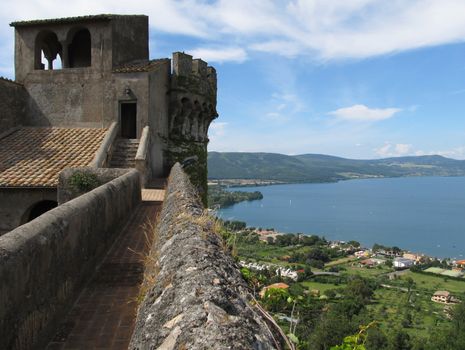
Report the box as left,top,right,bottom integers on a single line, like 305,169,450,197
388,328,411,350
262,287,291,313
405,277,416,304
310,312,356,350
344,277,374,303
331,322,379,350
366,327,388,350
348,240,361,248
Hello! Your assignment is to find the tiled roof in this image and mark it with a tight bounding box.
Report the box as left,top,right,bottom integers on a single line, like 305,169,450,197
10,14,146,27
113,59,169,73
0,127,107,187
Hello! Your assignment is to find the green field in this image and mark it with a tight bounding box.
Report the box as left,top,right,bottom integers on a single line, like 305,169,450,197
300,281,341,293
368,287,450,339
400,271,465,296
325,256,358,267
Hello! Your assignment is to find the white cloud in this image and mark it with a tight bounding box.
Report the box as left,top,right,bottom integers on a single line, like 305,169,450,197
189,47,247,63
261,92,305,123
328,104,401,122
375,142,412,157
2,0,465,68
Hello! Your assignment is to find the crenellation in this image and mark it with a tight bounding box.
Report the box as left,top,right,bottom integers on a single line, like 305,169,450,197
172,51,193,76
192,58,207,77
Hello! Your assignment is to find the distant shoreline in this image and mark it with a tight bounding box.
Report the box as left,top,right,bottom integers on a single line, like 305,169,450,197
216,176,465,259
209,173,465,188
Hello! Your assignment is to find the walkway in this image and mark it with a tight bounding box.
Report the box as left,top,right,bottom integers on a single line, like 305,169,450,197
46,192,164,350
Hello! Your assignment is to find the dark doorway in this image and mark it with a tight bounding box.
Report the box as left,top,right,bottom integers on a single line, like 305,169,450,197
27,200,58,222
120,102,137,139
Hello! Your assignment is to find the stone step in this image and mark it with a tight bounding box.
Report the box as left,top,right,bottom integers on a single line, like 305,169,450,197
109,138,141,169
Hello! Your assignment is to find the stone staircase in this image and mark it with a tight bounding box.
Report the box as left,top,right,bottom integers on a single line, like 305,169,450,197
109,138,140,168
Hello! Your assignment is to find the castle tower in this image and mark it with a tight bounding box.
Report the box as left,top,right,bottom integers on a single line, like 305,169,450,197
11,15,149,82
165,52,218,204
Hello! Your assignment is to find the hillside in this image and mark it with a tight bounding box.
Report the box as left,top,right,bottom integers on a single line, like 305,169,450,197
208,152,465,183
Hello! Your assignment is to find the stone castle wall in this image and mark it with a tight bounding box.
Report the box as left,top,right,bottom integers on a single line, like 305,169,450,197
130,164,277,350
0,78,27,130
0,169,141,350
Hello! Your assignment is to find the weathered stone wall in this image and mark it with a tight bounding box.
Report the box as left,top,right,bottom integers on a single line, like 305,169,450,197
130,163,277,350
148,59,170,177
0,187,57,235
0,78,27,130
0,169,141,350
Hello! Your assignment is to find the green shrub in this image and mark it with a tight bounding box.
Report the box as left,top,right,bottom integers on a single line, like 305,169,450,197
69,171,100,192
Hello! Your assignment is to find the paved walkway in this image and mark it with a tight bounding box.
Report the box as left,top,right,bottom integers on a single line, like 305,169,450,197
142,189,165,202
46,198,162,350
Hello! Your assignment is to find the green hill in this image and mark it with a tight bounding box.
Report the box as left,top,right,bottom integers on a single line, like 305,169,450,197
207,152,465,183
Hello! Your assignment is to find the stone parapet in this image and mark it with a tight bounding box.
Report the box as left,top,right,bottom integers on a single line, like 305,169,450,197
0,169,141,350
130,163,277,349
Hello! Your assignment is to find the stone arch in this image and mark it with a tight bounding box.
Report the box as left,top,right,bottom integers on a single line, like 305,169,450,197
35,30,62,70
67,27,91,68
22,200,58,223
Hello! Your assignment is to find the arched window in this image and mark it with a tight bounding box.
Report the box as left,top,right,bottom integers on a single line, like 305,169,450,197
35,31,62,70
68,28,91,68
24,200,58,223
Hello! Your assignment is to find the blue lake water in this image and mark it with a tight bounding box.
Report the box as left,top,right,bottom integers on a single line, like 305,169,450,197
218,177,465,259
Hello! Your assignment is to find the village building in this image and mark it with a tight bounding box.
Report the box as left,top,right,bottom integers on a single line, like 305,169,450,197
454,259,465,270
359,258,385,268
431,291,452,304
0,14,218,234
393,257,415,269
403,252,424,262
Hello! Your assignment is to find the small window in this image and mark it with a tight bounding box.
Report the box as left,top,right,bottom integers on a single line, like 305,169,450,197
35,31,62,70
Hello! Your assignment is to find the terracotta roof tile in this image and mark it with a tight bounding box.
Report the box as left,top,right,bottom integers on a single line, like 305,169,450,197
0,127,107,188
113,59,169,73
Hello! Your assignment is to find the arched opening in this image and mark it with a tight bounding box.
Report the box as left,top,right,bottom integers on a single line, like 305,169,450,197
26,200,58,222
35,31,62,70
68,28,91,68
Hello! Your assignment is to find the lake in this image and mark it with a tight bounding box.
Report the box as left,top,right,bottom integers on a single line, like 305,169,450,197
218,176,465,259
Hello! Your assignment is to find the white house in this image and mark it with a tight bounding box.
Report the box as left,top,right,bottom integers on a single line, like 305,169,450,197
393,257,415,269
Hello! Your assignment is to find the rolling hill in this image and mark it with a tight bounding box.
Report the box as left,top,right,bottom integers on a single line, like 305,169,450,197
207,152,465,183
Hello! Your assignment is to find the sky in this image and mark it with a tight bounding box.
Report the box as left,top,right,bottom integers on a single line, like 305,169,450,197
1,0,465,159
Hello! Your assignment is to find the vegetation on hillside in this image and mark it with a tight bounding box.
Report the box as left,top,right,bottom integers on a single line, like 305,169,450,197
207,185,263,208
208,152,465,183
218,221,465,350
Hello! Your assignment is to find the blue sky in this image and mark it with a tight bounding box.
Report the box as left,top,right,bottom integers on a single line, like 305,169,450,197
1,0,465,159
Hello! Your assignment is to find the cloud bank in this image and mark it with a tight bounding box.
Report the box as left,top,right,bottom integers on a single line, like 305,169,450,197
328,104,401,122
2,0,465,69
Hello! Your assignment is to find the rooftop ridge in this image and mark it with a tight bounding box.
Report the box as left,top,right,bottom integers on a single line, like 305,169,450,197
10,14,147,27
0,76,22,86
